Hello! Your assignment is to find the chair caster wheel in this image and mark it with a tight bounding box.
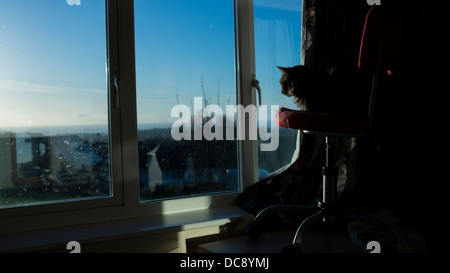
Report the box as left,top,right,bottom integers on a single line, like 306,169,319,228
245,223,262,241
281,244,302,254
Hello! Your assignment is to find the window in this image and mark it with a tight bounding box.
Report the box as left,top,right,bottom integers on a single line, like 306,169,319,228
254,0,302,176
0,0,303,234
0,0,112,208
134,0,239,201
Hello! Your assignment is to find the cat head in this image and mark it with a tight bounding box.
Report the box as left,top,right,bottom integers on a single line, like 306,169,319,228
277,65,315,98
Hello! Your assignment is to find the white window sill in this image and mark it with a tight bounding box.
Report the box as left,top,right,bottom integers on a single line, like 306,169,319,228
0,206,253,252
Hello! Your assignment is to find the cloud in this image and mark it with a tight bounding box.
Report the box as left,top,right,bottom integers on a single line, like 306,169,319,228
0,80,106,95
77,113,89,118
0,80,107,128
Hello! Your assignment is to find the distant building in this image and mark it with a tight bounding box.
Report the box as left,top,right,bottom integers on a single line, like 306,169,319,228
0,132,107,192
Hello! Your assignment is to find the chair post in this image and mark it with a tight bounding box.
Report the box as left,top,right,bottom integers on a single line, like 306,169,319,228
322,136,338,223
366,40,384,134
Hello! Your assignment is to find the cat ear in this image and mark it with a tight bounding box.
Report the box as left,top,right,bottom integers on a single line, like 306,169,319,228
277,66,288,73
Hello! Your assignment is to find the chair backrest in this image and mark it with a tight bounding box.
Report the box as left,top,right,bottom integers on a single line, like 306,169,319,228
358,5,404,76
358,5,404,132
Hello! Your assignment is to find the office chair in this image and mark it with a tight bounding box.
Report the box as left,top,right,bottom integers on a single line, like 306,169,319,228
245,5,403,253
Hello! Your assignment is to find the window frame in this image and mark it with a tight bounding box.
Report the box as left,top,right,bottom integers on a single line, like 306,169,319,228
0,0,260,235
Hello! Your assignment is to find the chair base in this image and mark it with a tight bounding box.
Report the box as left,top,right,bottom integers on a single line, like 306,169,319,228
245,199,395,253
245,136,394,252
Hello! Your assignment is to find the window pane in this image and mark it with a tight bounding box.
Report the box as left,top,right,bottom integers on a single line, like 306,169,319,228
254,0,302,176
0,0,111,208
135,0,238,201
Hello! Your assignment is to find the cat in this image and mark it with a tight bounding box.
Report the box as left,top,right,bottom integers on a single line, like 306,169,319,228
278,65,363,207
278,65,371,115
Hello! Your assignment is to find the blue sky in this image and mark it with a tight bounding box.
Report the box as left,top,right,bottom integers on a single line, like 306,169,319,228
0,0,107,128
135,0,237,126
0,0,301,129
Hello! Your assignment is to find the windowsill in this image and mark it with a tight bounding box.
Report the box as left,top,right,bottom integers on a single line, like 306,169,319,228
0,205,253,253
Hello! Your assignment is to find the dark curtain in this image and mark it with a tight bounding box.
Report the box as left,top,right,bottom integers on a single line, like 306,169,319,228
303,0,370,74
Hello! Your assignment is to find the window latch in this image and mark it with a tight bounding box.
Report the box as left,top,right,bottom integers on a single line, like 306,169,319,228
112,74,120,109
252,74,262,106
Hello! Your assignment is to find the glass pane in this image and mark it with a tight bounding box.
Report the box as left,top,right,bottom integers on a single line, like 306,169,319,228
0,0,111,208
135,0,238,201
254,0,302,176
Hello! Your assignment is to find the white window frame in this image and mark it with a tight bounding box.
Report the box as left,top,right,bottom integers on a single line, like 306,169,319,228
0,0,259,235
